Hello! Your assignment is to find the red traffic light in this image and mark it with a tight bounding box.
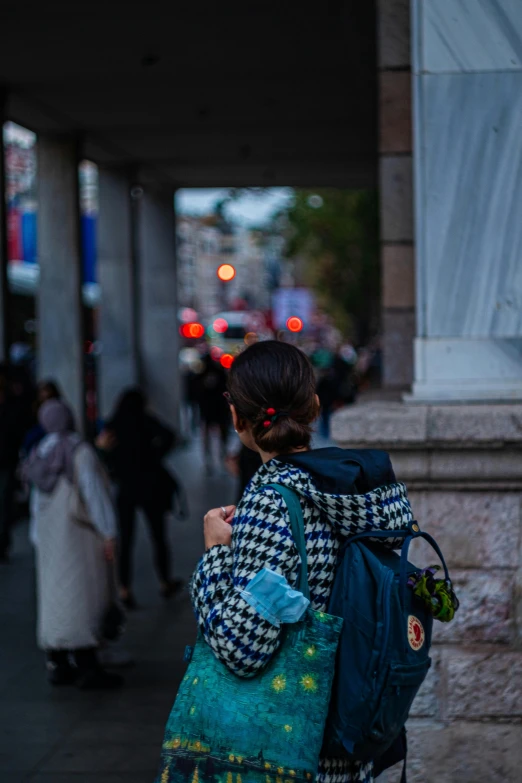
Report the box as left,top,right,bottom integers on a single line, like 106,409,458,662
220,353,234,369
180,322,205,339
213,318,228,334
217,264,236,282
286,316,304,333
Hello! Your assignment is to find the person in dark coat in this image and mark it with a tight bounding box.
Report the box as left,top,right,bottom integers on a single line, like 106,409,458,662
225,443,263,504
183,367,200,435
0,365,34,561
195,352,231,474
96,388,181,608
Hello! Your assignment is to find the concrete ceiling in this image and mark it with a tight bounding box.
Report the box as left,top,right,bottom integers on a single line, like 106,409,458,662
0,0,377,187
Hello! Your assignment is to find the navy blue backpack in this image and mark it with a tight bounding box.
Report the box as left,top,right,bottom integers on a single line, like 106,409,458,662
323,521,451,773
269,484,453,780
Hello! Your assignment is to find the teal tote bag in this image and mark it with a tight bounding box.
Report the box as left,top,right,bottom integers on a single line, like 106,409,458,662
156,484,343,783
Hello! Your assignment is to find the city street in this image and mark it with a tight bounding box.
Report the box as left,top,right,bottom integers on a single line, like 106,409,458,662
0,438,238,783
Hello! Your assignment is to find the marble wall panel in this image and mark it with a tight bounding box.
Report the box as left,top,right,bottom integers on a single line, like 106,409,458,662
418,0,522,74
419,71,522,338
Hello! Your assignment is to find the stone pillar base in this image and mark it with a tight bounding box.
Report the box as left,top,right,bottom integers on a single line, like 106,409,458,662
407,338,522,404
332,402,522,783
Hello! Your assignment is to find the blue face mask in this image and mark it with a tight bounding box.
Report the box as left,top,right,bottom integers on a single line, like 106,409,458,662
239,567,310,627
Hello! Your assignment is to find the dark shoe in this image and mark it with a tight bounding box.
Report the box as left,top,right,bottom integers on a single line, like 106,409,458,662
160,579,184,600
47,662,78,686
77,668,124,690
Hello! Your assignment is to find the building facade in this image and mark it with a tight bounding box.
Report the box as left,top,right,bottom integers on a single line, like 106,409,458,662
177,215,268,319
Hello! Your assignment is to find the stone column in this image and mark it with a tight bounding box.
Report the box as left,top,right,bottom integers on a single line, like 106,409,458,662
37,136,84,423
0,114,9,362
409,0,522,402
378,0,415,388
97,168,138,418
136,185,180,430
0,102,9,361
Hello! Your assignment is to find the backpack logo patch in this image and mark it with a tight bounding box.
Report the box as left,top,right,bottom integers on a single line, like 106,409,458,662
407,615,425,651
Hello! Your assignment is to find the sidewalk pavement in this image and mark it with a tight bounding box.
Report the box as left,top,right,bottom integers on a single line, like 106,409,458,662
0,438,237,783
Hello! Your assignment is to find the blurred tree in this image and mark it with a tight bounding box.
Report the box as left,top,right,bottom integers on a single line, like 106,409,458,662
277,190,380,345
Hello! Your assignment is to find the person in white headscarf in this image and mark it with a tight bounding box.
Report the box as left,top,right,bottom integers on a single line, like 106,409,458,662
22,399,123,689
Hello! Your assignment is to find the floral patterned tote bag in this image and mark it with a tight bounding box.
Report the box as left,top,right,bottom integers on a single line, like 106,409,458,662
156,484,343,783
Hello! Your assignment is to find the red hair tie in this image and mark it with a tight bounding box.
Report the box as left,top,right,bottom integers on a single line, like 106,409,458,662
263,407,289,428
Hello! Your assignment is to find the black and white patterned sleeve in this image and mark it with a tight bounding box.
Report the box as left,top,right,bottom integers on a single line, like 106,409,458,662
190,487,300,678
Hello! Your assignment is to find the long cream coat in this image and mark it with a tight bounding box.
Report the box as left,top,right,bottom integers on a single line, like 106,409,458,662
34,441,117,650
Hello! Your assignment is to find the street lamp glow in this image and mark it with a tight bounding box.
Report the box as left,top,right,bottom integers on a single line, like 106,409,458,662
217,264,236,282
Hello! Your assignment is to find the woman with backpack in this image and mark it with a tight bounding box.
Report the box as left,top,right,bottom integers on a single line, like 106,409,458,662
185,341,414,783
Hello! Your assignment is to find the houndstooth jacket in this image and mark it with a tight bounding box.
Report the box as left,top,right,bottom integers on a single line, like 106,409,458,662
191,452,414,783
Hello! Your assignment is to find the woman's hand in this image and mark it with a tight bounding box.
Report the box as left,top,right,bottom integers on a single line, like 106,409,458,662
204,505,236,550
104,538,117,562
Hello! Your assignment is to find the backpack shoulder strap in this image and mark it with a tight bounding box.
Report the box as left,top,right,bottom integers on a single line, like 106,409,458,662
262,483,309,600
346,524,450,579
346,522,451,609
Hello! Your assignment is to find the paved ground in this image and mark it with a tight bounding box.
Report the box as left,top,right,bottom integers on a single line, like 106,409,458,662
0,436,238,783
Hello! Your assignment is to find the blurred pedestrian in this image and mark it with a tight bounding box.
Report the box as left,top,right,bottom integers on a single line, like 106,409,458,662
8,364,35,410
22,399,122,689
183,365,201,436
23,380,63,547
333,344,358,407
196,351,230,474
313,347,336,439
224,442,263,503
22,379,62,458
355,338,381,391
0,365,33,561
314,344,357,439
97,388,182,608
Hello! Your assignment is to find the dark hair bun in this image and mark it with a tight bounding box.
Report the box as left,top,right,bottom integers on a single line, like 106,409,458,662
228,341,319,453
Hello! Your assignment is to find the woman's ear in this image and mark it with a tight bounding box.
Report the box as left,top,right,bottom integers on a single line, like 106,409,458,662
231,406,259,453
231,405,245,433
